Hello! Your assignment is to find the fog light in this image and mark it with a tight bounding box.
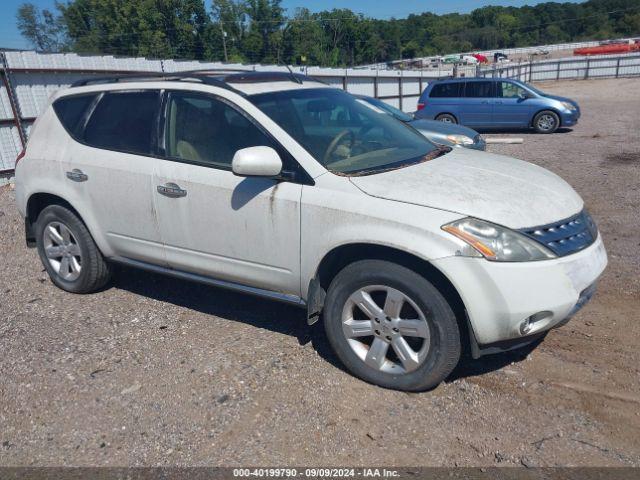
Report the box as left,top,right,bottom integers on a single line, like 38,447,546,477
520,311,553,335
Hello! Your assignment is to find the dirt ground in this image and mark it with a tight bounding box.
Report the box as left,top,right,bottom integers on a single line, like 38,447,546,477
0,78,639,468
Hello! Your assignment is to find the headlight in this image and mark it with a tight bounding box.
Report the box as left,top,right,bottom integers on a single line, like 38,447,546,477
442,218,556,262
561,101,576,111
446,134,475,146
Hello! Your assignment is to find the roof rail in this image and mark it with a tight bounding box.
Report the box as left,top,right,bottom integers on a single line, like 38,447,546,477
69,69,249,94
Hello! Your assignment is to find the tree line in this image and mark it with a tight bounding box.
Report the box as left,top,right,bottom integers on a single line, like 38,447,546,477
16,0,640,67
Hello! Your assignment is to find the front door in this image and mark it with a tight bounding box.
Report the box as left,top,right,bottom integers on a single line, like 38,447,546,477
492,81,533,127
152,90,302,296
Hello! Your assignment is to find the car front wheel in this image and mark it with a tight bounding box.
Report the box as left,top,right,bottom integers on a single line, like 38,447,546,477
533,110,560,133
323,260,461,391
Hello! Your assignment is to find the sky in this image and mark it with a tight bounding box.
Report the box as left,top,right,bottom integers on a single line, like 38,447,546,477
0,0,585,49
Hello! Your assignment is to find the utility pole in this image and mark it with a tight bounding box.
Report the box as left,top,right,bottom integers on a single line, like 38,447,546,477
220,24,229,62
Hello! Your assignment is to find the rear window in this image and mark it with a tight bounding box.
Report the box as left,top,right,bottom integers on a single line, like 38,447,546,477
464,81,494,98
53,94,96,137
83,91,159,156
429,83,463,98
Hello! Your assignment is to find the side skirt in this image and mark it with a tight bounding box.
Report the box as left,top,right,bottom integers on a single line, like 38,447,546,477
110,256,306,307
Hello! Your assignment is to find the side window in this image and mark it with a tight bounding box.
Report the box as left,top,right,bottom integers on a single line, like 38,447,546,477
53,94,97,138
464,81,494,98
429,82,463,98
498,82,526,99
83,91,159,155
165,92,274,169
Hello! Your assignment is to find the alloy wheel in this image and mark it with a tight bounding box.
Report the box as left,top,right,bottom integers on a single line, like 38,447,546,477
537,114,556,132
42,221,82,281
341,285,431,374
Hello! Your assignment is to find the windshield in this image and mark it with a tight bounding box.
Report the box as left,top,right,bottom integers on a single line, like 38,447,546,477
360,96,414,122
249,88,443,175
513,79,545,96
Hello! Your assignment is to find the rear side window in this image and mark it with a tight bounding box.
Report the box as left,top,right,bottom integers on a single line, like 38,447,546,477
83,91,159,156
53,94,96,137
429,83,463,98
464,81,494,98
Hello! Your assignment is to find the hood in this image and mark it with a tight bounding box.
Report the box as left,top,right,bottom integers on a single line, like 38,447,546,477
408,119,479,139
541,93,579,108
349,148,583,229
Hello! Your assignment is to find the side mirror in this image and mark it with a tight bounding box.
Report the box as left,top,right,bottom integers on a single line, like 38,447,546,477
232,146,283,178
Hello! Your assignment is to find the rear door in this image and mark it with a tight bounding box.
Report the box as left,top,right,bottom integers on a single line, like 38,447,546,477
424,82,463,120
58,90,165,264
492,81,533,127
458,80,494,126
152,90,302,296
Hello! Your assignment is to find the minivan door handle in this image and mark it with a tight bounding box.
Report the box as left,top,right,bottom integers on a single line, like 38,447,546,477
157,182,187,198
66,169,88,182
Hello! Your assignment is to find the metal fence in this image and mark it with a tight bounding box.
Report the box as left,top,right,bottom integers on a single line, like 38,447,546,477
480,52,640,82
2,48,640,175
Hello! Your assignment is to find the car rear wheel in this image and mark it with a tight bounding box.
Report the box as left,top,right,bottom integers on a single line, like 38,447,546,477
533,110,560,133
323,260,461,391
35,204,112,293
435,113,457,124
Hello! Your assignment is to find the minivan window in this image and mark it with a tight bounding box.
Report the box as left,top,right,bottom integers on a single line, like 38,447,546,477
498,82,526,98
165,91,275,169
250,88,444,175
83,91,159,156
430,82,463,98
464,81,494,98
53,94,97,138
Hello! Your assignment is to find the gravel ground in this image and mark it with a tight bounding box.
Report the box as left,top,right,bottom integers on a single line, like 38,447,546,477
1,78,639,467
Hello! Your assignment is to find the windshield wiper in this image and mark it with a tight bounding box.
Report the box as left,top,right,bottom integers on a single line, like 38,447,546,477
343,146,452,177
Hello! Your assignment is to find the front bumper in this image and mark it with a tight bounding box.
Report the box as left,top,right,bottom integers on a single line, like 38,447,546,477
560,109,580,127
432,234,607,346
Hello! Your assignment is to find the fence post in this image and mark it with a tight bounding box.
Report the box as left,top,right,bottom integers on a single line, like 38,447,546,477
374,74,379,98
0,53,26,151
556,61,561,80
342,71,347,91
398,73,403,111
615,57,621,78
418,76,422,97
585,59,590,79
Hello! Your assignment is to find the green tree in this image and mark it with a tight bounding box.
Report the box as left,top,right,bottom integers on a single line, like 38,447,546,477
16,3,66,52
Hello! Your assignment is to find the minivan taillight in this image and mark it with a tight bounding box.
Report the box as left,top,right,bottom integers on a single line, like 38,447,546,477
417,103,425,111
15,148,26,167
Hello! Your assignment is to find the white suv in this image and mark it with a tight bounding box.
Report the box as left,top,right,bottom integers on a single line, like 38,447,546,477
14,71,607,391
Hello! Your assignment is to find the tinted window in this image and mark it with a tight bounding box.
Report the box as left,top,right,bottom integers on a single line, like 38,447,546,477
498,82,526,98
165,92,274,168
429,82,463,98
84,91,159,155
464,81,494,98
53,94,96,137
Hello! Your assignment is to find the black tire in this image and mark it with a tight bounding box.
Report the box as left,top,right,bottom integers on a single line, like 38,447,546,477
323,260,461,391
435,113,458,124
35,204,111,293
533,110,560,133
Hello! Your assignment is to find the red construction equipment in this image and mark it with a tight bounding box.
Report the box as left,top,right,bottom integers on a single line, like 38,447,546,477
574,41,640,56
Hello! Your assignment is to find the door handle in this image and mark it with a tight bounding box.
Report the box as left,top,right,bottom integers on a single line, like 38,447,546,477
66,169,88,182
157,182,187,198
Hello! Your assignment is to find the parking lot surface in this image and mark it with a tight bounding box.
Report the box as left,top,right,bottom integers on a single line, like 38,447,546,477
1,78,639,467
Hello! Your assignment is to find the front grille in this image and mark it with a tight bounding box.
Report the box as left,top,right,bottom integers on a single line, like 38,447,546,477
519,210,597,257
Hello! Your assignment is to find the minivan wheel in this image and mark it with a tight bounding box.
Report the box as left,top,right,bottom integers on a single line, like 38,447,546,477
323,260,461,391
435,113,457,124
533,110,560,133
35,205,112,293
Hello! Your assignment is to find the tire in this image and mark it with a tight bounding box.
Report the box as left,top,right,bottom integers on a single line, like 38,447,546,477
35,204,111,293
533,110,560,133
323,260,461,391
435,113,457,124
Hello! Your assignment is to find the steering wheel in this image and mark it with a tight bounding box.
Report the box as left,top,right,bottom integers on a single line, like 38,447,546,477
323,129,355,165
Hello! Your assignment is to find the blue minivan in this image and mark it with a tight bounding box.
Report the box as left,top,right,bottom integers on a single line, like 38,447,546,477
415,78,580,133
